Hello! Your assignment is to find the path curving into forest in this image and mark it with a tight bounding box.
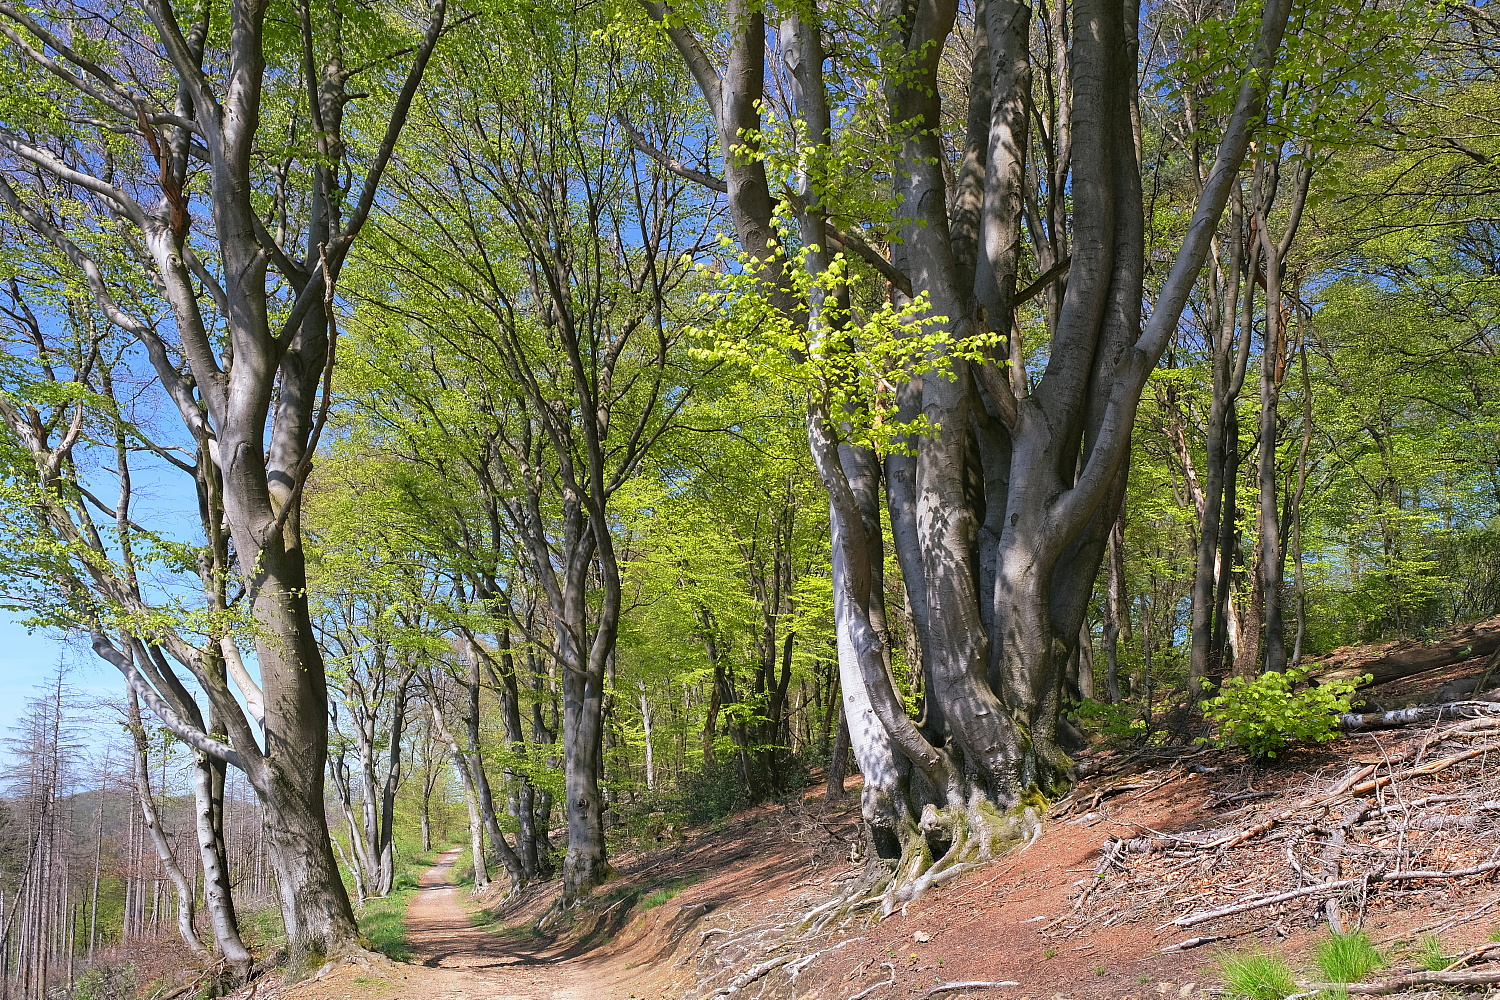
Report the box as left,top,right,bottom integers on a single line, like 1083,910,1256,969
282,849,627,1000
399,849,600,1000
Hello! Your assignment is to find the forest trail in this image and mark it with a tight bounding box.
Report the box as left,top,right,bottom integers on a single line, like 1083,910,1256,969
280,849,637,1000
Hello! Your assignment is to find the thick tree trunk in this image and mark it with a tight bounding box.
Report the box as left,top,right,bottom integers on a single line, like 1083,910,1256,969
650,0,1292,903
259,753,360,964
560,642,608,902
1313,618,1500,687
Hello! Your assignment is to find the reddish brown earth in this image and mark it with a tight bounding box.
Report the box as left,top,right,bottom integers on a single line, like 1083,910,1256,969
248,727,1500,1000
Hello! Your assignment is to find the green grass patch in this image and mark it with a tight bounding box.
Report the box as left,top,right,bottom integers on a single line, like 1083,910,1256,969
1218,950,1298,1000
1415,934,1450,972
639,875,700,911
1313,931,1384,984
357,889,418,963
356,845,447,963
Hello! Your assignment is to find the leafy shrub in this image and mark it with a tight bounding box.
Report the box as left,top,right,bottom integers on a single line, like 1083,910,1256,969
1314,931,1383,984
1218,950,1297,1000
680,759,749,823
1203,667,1368,759
1076,699,1147,747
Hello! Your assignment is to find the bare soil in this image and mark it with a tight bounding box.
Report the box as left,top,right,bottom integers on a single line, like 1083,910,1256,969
243,663,1500,1000
266,850,639,1000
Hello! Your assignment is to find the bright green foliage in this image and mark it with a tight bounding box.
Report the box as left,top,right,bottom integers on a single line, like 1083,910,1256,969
1203,668,1367,759
1074,700,1147,747
1313,932,1384,984
694,227,985,456
1218,950,1298,1000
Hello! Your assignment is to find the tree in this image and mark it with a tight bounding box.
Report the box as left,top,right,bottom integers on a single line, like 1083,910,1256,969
642,0,1294,901
0,0,447,964
341,10,717,902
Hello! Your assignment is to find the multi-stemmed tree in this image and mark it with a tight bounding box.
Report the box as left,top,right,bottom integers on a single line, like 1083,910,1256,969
641,0,1295,901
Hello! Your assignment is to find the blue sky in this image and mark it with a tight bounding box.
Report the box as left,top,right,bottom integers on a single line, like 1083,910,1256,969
0,610,124,759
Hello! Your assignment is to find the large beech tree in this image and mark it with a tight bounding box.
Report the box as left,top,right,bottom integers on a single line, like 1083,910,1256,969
0,0,445,963
642,0,1294,901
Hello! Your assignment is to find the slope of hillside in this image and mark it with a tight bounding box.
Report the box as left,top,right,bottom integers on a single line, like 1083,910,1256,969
240,671,1500,1000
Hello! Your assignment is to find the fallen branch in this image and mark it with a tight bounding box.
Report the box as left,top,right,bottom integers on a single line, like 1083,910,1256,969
1442,941,1500,972
1338,701,1500,731
919,981,1020,999
1205,748,1485,850
1293,964,1500,995
1160,920,1278,953
1171,861,1500,928
1313,615,1500,687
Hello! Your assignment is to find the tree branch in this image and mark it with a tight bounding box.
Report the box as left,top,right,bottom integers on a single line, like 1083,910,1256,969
92,630,243,769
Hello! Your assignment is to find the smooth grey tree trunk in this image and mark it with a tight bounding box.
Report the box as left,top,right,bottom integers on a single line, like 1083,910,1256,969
126,692,208,963
193,755,251,972
0,0,447,968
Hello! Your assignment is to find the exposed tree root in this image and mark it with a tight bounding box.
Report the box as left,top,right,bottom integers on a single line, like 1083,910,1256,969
312,945,402,979
679,799,1045,998
877,802,1043,917
847,962,895,1000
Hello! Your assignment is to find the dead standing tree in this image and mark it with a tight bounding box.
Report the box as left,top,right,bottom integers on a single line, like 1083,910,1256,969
0,0,446,965
642,0,1294,902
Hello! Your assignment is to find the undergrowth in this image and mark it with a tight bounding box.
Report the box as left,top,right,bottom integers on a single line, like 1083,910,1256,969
1221,930,1458,999
1313,931,1384,984
1414,934,1449,972
639,875,701,911
1202,667,1367,759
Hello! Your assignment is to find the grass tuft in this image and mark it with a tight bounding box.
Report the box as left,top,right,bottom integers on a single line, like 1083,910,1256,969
1219,950,1298,1000
1313,931,1383,984
639,877,696,911
1415,934,1450,972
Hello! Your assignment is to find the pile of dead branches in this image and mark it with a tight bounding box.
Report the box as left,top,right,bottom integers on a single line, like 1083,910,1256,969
1057,716,1500,951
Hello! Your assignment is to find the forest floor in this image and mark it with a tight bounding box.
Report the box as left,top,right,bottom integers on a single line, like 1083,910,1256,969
251,656,1500,1000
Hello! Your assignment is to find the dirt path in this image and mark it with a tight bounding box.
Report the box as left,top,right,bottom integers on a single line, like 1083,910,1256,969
282,850,633,1000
